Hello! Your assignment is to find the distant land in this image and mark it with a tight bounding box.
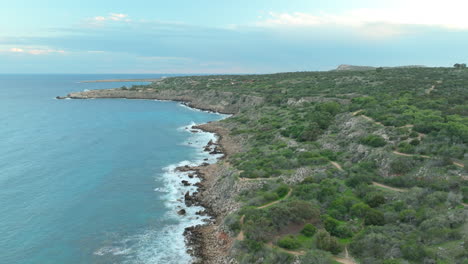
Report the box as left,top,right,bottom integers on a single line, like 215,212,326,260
79,78,163,83
333,64,427,71
79,65,430,83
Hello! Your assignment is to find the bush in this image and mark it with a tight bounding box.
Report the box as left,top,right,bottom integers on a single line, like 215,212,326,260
301,223,317,237
315,229,343,254
364,192,386,208
409,139,420,146
275,185,289,198
277,235,301,250
360,135,387,147
398,142,415,154
364,209,385,226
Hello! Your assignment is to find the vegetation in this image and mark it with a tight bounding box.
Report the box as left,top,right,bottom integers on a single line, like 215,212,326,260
132,67,467,263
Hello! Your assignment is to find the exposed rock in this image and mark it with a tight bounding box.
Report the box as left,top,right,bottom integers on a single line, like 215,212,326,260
182,180,191,186
178,209,186,215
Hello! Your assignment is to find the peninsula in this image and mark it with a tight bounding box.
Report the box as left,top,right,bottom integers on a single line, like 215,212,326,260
60,66,468,264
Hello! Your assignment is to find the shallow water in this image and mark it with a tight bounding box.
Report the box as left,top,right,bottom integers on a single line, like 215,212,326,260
0,74,225,264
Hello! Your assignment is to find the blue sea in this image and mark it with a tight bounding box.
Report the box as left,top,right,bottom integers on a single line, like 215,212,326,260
0,74,226,264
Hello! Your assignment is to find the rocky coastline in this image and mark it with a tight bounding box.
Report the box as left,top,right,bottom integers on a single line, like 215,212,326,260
57,88,244,264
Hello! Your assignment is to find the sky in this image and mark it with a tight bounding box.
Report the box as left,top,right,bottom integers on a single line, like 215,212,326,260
1,0,468,73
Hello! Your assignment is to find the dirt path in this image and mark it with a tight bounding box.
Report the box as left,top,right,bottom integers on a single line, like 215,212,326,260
239,177,274,182
426,85,436,95
352,110,363,116
394,151,465,168
393,151,431,159
333,247,357,264
372,182,407,192
236,215,245,241
360,115,384,126
330,161,344,171
266,242,306,256
258,188,293,209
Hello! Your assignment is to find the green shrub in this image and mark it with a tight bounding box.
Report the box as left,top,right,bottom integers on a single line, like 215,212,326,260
409,139,420,146
364,209,385,226
275,185,289,198
277,235,301,250
398,142,415,153
301,224,317,237
315,229,343,254
364,192,386,208
409,131,419,138
360,135,387,147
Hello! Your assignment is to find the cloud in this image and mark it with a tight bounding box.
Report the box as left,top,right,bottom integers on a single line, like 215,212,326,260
4,47,65,55
89,13,131,24
257,1,468,38
109,13,128,21
138,56,191,61
10,48,24,53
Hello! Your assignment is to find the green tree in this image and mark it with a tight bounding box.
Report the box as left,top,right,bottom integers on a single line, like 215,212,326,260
315,229,343,254
301,223,317,237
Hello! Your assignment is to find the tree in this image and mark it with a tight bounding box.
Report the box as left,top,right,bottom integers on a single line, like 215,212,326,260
315,229,343,254
301,223,317,237
278,235,301,249
364,209,385,226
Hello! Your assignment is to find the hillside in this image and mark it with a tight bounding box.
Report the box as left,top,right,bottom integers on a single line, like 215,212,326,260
63,67,467,264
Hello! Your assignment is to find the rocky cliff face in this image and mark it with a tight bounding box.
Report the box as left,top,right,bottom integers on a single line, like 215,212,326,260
59,88,264,114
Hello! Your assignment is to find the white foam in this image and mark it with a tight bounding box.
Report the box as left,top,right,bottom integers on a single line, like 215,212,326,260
94,120,224,264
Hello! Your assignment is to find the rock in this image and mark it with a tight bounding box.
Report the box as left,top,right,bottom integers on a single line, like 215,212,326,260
56,96,67,99
209,146,223,154
184,191,197,206
178,209,186,215
201,162,210,167
176,165,193,172
188,173,195,178
182,180,191,186
203,158,208,161
190,130,199,133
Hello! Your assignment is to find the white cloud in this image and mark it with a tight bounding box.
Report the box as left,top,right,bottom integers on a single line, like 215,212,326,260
258,1,468,38
93,16,106,22
110,13,128,21
4,47,65,55
10,48,24,53
138,56,191,61
89,13,130,24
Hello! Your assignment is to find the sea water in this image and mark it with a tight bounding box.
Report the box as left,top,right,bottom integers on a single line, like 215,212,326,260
0,74,225,264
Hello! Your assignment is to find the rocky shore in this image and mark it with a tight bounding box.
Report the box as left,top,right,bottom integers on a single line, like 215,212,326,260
57,88,250,264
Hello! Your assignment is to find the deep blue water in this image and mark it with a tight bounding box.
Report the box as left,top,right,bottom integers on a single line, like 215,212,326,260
0,74,224,264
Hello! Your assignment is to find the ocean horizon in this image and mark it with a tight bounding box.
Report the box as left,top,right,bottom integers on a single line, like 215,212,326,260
0,74,226,264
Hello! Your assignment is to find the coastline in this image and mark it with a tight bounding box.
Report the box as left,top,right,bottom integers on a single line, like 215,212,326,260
58,90,238,264
79,79,163,83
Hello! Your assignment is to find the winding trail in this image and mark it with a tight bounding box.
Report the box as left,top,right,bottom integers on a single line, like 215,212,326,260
393,151,465,168
393,151,431,159
258,188,293,209
239,177,274,182
333,247,357,264
236,215,245,241
372,182,407,192
236,188,292,241
267,242,306,256
330,161,344,171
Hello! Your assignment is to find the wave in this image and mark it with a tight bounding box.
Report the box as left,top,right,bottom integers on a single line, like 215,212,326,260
94,122,223,264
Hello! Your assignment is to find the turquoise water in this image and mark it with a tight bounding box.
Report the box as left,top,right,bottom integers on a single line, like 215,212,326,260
0,74,225,264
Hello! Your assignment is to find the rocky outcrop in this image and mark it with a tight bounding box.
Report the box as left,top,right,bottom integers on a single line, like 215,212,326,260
58,88,264,114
